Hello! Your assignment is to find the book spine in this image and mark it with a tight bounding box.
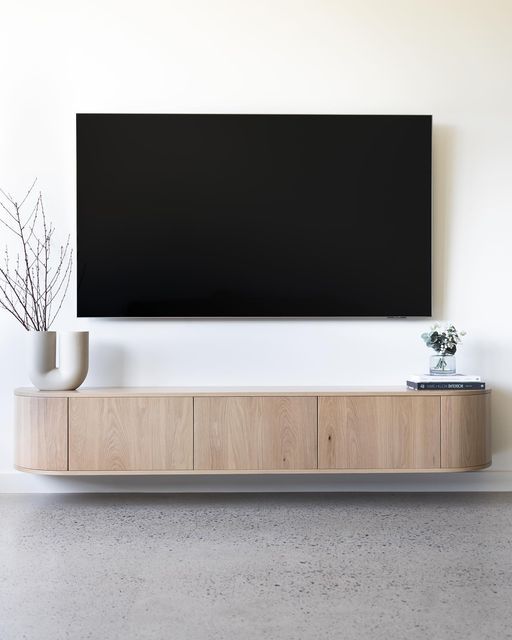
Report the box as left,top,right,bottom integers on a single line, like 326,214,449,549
409,376,482,382
407,382,486,390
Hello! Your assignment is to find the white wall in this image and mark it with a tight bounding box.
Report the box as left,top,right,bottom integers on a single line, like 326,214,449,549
1,0,511,492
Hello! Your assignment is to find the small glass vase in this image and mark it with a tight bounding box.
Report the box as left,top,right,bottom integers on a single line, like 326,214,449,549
429,354,456,375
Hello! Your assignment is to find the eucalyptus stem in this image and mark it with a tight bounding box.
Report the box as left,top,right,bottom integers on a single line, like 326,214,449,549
422,323,466,375
433,356,448,372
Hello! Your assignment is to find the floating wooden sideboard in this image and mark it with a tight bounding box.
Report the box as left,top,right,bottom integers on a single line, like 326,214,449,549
14,387,492,475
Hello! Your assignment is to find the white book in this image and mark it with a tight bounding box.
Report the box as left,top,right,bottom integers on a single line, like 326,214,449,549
408,374,482,382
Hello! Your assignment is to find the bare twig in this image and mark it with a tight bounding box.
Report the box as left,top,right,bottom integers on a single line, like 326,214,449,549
0,181,72,331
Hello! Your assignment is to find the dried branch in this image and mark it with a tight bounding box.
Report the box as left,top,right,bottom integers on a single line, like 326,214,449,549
0,181,73,331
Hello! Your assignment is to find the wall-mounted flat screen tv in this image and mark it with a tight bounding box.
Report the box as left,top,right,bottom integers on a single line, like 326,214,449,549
77,114,432,317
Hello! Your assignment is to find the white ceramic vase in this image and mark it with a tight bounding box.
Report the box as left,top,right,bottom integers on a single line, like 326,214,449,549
28,331,89,391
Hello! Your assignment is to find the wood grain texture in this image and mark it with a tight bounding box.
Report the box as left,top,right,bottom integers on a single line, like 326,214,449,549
15,463,490,476
318,396,441,469
14,386,491,398
194,397,317,470
69,397,193,471
15,396,68,471
14,389,492,476
441,394,491,468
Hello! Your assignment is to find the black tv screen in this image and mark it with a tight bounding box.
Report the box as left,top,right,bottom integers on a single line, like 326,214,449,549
77,114,431,317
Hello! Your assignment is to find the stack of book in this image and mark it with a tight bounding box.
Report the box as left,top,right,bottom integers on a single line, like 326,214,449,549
406,375,485,390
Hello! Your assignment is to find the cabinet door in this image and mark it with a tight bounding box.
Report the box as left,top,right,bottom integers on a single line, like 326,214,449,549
69,397,193,471
441,394,491,468
194,397,317,470
318,396,440,470
15,397,68,471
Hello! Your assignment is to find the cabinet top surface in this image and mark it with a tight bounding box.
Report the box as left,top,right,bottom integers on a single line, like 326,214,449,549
15,386,490,398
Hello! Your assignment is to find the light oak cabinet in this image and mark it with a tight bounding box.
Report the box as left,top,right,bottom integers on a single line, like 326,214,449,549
441,394,491,469
318,396,440,469
13,387,491,474
15,397,68,472
69,397,193,471
194,396,317,470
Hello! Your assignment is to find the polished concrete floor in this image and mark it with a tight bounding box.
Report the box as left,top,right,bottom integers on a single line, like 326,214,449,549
1,493,511,640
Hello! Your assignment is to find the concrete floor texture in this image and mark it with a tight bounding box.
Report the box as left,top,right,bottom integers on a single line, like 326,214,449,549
0,494,511,640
